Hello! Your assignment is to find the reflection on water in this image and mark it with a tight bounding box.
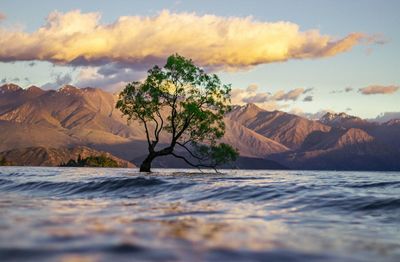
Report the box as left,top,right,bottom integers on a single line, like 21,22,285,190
0,167,400,261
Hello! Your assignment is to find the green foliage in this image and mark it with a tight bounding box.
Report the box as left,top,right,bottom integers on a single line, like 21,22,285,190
0,157,13,166
116,54,238,171
192,142,239,167
61,155,119,168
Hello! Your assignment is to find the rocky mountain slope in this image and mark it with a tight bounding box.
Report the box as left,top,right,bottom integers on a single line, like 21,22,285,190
228,103,331,149
0,146,135,167
319,112,373,129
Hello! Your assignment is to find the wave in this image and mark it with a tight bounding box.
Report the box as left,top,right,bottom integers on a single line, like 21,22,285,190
347,181,400,188
290,192,400,214
1,170,399,214
0,176,193,198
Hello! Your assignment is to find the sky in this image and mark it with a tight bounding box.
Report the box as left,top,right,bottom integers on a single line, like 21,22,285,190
0,0,399,119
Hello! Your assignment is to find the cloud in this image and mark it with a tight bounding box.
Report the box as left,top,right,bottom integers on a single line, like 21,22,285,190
294,109,334,120
42,72,72,89
273,88,308,101
231,85,313,111
0,78,6,84
0,10,382,70
358,85,399,95
74,65,145,91
303,95,313,102
371,112,400,123
246,84,259,93
242,93,270,103
330,86,354,94
0,13,6,22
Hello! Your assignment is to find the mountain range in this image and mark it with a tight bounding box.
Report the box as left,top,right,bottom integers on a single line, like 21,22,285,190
1,83,399,170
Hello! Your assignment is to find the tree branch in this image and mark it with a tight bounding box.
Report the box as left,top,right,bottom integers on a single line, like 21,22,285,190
139,116,153,152
176,142,208,161
171,152,218,172
155,110,164,139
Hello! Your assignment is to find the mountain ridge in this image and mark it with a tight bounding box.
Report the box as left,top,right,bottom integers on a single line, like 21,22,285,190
1,83,399,170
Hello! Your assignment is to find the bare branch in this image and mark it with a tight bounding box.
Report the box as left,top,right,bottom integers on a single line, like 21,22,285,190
155,110,164,139
139,117,153,151
176,142,208,161
170,152,218,172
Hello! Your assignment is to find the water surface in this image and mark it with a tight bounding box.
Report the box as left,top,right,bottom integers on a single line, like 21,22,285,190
0,167,399,261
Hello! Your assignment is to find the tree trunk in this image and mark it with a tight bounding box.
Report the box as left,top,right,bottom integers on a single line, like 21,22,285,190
139,154,155,172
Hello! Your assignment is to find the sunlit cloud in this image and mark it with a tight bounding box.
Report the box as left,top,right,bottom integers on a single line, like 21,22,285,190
231,84,313,111
0,10,383,70
0,12,6,22
272,87,312,101
358,85,399,95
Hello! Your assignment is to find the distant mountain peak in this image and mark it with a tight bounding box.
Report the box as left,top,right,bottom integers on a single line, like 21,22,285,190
26,85,44,93
240,103,264,113
384,118,400,126
58,85,79,93
0,83,22,92
320,112,361,125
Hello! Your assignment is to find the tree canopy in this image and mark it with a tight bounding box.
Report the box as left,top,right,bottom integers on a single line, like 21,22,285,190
116,54,238,172
61,154,120,168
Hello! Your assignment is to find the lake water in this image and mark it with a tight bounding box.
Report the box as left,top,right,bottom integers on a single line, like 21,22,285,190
0,167,399,262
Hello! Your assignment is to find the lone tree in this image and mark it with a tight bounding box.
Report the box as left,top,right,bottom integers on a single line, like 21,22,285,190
116,54,238,172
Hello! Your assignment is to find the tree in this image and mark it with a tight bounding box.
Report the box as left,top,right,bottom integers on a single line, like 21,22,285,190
116,54,238,172
0,156,13,166
61,155,119,167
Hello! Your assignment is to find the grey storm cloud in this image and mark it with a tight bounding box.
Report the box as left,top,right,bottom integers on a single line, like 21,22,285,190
75,66,146,91
42,72,73,90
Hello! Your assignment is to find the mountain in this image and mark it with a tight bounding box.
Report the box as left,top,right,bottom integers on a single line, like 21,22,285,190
226,104,400,170
0,83,399,170
384,119,400,126
227,103,331,149
0,84,145,137
318,111,400,151
222,118,289,157
301,128,377,151
319,112,375,129
272,128,400,171
370,112,400,123
0,84,287,169
0,146,135,167
367,119,400,151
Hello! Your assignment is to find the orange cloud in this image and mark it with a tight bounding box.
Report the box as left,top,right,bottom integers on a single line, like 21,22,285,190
231,85,311,108
0,10,382,69
0,12,6,21
359,85,399,95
